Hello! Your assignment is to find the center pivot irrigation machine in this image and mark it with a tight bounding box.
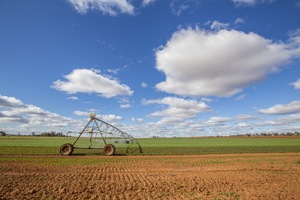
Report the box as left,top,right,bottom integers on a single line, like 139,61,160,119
60,113,142,156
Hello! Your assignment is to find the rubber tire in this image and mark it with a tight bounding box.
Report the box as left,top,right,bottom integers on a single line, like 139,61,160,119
103,144,115,156
60,143,74,156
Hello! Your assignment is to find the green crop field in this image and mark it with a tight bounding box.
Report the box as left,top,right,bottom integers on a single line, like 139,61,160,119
0,136,299,155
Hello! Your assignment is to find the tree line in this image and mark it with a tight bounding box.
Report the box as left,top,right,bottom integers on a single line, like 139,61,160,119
0,131,65,137
232,132,300,137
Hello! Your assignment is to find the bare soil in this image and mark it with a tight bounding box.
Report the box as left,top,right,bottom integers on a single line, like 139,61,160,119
0,153,299,199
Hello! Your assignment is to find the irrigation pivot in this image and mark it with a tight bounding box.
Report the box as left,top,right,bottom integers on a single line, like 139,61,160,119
60,113,142,156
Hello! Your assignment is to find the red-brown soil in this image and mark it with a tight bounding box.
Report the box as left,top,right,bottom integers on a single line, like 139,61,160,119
0,153,299,199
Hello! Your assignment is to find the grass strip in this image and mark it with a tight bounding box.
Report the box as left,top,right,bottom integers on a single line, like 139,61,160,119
1,145,300,156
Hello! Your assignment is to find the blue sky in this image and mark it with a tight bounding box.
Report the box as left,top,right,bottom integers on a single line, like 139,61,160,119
0,0,300,137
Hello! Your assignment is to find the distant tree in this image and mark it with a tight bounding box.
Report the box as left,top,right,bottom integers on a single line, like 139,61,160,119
0,131,6,136
286,132,293,136
40,131,64,137
57,132,63,137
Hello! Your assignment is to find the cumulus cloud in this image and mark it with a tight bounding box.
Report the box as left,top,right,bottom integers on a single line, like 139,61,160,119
155,27,299,97
0,112,29,124
118,97,132,108
74,110,123,123
0,95,37,124
205,116,232,126
291,78,300,90
52,68,133,98
66,0,134,15
0,95,79,133
278,114,300,124
236,114,257,120
0,95,24,108
100,114,123,121
252,113,300,133
258,101,300,115
143,97,211,123
131,117,144,123
255,120,283,126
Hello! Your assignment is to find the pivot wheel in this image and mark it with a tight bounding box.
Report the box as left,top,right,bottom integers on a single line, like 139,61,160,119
103,144,115,156
60,143,74,156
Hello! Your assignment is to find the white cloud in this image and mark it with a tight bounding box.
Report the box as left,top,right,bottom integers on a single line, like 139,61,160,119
278,114,300,124
3,105,47,117
205,116,232,126
170,0,200,16
235,93,246,101
0,112,29,124
74,110,123,123
0,95,24,108
120,104,131,108
67,0,134,15
237,122,250,127
235,17,244,24
52,68,133,98
258,101,300,115
99,114,123,122
251,113,300,133
107,68,119,74
255,120,283,126
291,78,300,90
141,82,148,88
143,97,211,123
118,97,132,108
67,96,79,100
142,0,156,7
131,117,144,123
232,0,275,7
287,29,300,51
232,0,256,6
0,95,79,133
74,110,90,116
201,97,213,102
155,27,299,97
210,21,229,30
137,118,144,123
236,114,257,120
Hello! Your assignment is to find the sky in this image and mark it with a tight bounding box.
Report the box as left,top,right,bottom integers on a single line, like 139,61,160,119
0,0,300,137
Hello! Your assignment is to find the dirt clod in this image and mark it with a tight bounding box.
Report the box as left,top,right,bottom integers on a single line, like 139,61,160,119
0,153,299,199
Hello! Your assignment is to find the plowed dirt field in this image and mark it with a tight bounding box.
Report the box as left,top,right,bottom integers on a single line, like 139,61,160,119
1,153,299,199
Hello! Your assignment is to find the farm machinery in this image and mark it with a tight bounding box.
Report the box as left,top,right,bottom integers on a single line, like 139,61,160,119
60,113,142,156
